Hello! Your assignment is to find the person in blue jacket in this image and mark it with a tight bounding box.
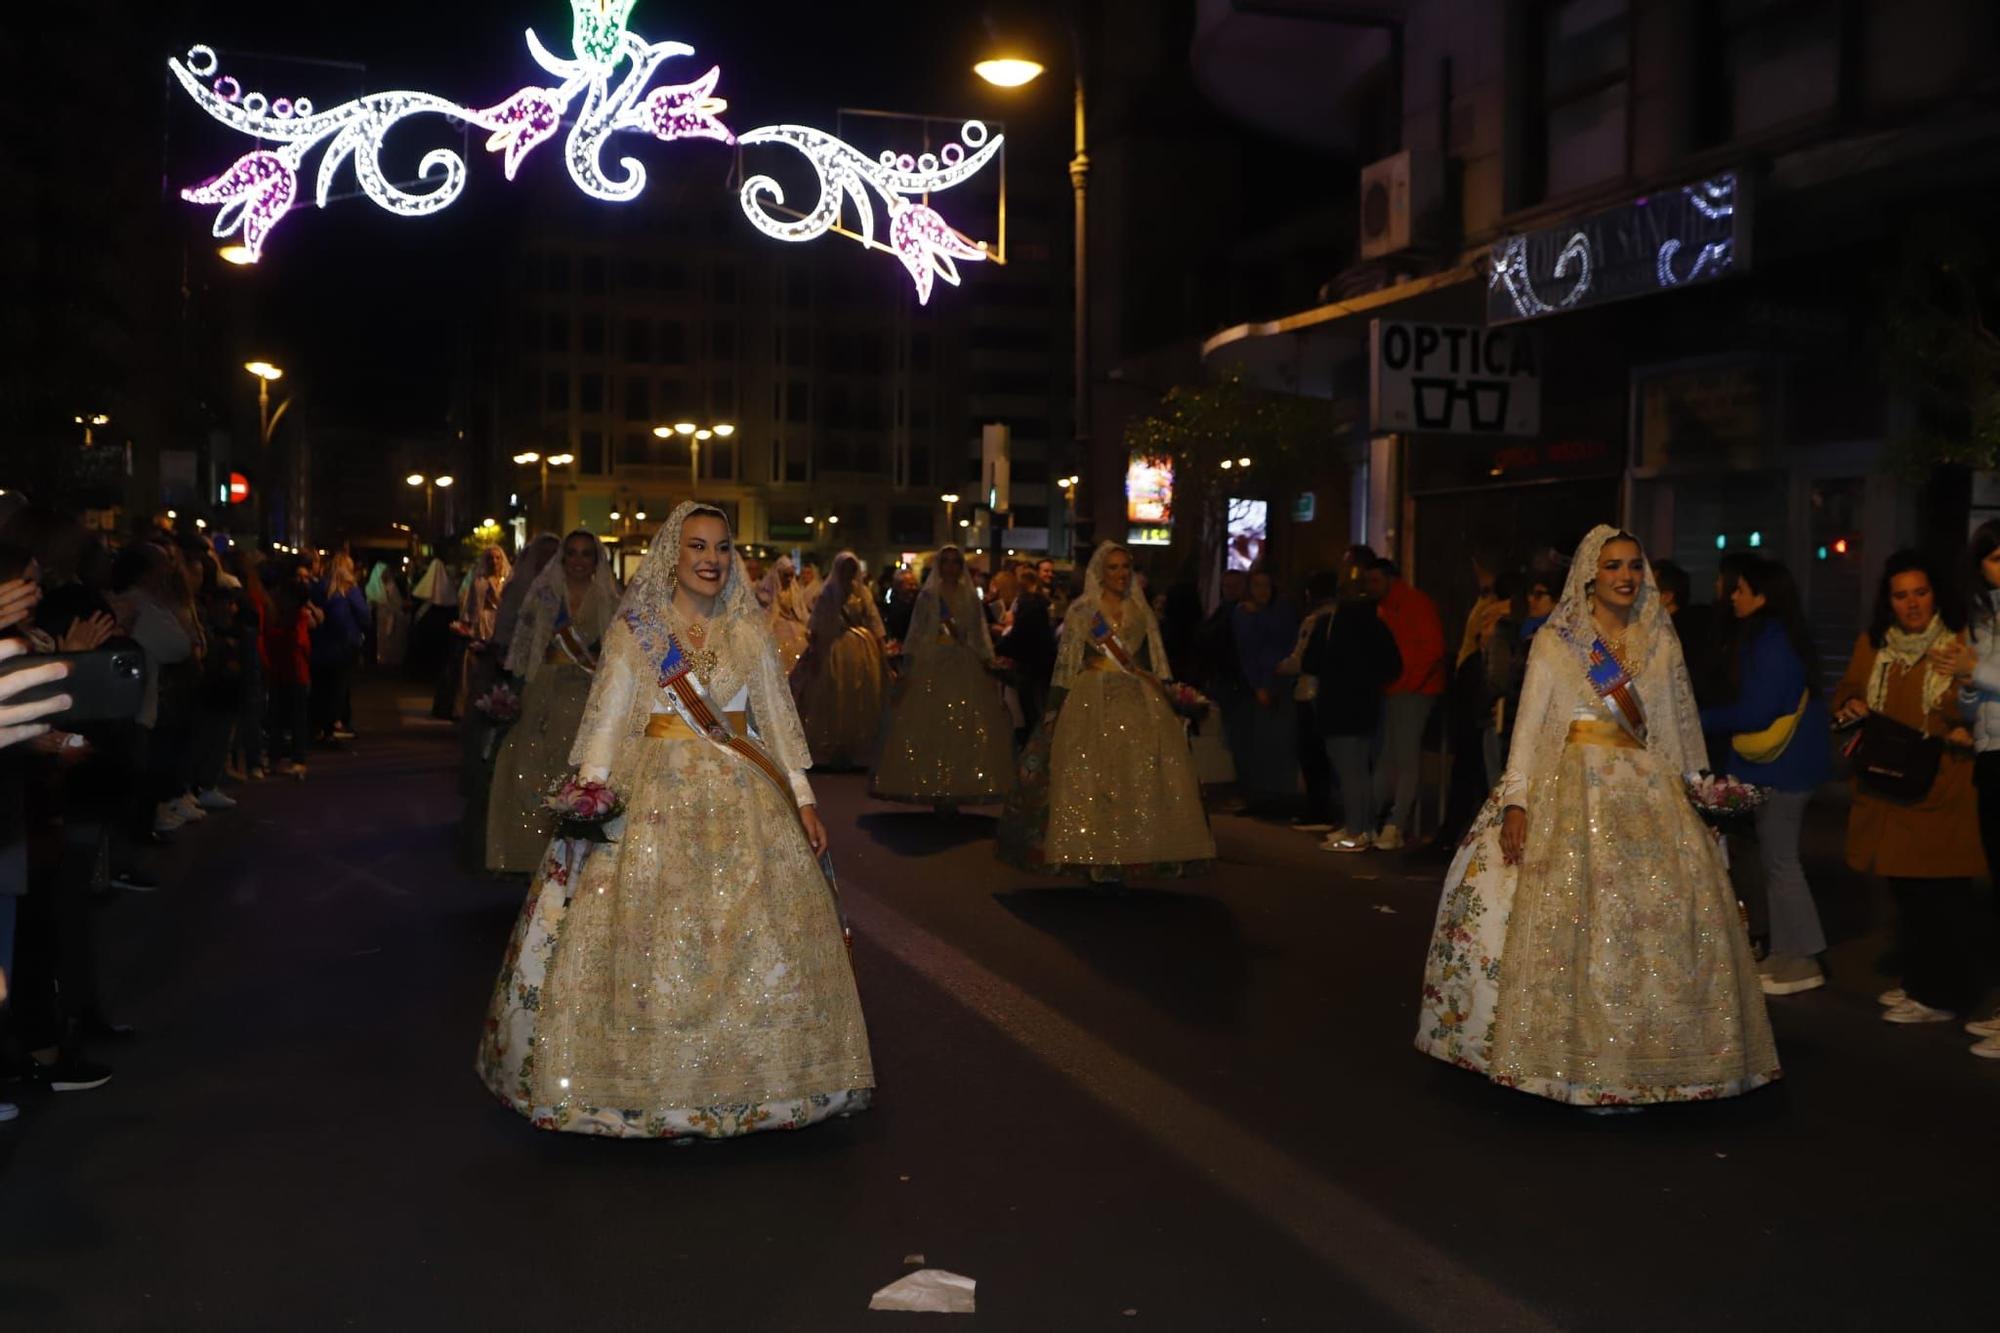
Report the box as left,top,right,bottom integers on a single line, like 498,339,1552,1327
1700,557,1832,996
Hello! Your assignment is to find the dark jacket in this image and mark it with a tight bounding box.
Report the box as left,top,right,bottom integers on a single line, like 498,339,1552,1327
1700,618,1831,794
311,581,370,666
997,592,1056,684
1301,599,1402,737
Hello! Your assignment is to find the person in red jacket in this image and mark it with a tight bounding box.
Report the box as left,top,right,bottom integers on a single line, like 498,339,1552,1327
1366,557,1446,849
261,564,316,779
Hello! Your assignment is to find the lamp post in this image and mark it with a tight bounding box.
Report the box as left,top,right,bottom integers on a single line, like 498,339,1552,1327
244,361,290,539
512,450,575,526
72,412,111,446
802,511,840,549
652,421,736,487
977,34,1088,558
406,472,455,537
940,492,961,535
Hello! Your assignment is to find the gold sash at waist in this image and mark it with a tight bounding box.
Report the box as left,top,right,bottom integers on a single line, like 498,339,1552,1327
1084,652,1121,673
543,642,569,663
1566,719,1642,750
646,710,748,741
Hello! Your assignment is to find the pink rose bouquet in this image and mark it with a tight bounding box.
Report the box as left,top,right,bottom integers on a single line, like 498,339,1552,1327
474,682,522,723
1684,772,1767,824
543,774,625,842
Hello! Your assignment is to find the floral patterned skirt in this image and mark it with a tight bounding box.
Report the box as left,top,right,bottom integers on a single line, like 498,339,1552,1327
1415,739,1780,1107
477,734,874,1138
483,665,592,874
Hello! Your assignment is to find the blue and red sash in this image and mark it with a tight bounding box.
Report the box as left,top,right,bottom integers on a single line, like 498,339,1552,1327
1584,637,1647,744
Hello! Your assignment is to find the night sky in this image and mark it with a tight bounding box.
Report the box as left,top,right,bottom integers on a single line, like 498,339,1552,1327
156,0,1069,431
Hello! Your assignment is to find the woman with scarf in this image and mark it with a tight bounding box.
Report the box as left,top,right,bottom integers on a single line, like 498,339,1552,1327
484,532,620,873
790,552,888,770
1416,526,1779,1109
871,545,1015,811
366,562,408,668
477,502,871,1138
998,542,1214,881
1833,549,1981,1027
759,555,811,674
454,545,512,716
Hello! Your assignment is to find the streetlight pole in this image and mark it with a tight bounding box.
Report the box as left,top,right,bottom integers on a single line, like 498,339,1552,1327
940,492,960,536
513,451,574,529
654,421,736,488
244,361,289,540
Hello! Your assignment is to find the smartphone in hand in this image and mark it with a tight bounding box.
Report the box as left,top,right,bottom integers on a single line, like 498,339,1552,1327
0,647,146,725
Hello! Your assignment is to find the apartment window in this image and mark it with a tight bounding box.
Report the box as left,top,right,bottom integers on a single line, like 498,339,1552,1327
711,321,736,359
658,321,688,365
711,265,739,303
580,254,606,294
787,327,811,368
545,370,570,412
890,505,932,544
659,379,693,417
1701,0,1841,142
624,377,651,422
709,376,736,417
581,312,604,356
625,318,652,364
547,252,570,292
623,257,653,290
785,264,811,310
546,311,569,354
656,261,688,294
910,333,934,370
786,380,810,424
579,373,604,414
521,312,539,354
1537,0,1630,200
703,435,738,481
618,430,652,467
579,429,604,475
908,441,932,487
518,254,540,293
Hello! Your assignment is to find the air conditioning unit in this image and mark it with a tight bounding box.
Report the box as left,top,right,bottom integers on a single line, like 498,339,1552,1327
1358,149,1442,261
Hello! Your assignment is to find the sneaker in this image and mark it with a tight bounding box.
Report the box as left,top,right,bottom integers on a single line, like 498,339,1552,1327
1882,998,1956,1025
109,869,159,893
26,1056,113,1093
196,788,238,811
332,726,357,741
0,1102,17,1122
1320,832,1374,853
1963,1013,2000,1038
1877,987,1907,1007
1374,824,1404,851
173,795,207,822
1971,1035,2000,1060
152,805,185,834
224,761,247,782
1759,955,1825,996
1292,820,1335,834
247,767,268,781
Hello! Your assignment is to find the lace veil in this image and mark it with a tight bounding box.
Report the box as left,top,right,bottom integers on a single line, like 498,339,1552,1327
806,551,885,647
504,530,620,682
1053,541,1172,687
908,544,993,665
1500,524,1706,808
569,501,810,788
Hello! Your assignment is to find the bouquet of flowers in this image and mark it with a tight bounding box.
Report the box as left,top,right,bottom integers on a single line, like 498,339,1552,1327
543,774,625,843
473,682,522,724
1684,772,1768,824
1167,682,1213,724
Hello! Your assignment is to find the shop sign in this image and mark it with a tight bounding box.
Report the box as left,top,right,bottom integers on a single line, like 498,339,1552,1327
1370,320,1540,436
1293,491,1316,523
1487,172,1749,326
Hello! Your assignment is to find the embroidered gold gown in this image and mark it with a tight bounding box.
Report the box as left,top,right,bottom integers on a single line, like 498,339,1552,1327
484,584,617,873
999,587,1214,878
870,578,1016,806
791,582,889,769
478,533,872,1138
1415,527,1779,1106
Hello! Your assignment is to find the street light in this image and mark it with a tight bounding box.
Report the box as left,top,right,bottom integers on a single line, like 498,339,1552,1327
514,450,575,520
653,421,736,484
940,492,962,531
73,413,110,445
406,473,455,533
977,28,1088,559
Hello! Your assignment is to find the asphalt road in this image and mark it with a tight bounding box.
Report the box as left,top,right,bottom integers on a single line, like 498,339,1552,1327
3,682,1996,1331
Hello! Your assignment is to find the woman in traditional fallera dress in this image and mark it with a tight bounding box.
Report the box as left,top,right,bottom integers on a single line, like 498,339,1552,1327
1415,526,1780,1108
484,531,621,874
791,551,889,769
760,555,811,675
871,545,1016,810
478,502,873,1138
998,543,1215,879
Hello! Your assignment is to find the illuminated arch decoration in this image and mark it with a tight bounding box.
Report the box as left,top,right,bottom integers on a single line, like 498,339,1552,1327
168,1,1000,304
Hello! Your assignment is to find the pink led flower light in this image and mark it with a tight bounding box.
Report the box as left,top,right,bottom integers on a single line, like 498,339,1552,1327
890,204,987,306
182,150,297,264
642,65,733,144
481,88,563,180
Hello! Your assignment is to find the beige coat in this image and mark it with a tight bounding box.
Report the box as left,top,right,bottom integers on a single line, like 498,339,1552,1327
1835,632,1982,878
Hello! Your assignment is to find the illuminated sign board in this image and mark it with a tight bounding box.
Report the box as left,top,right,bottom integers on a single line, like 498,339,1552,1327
1125,454,1173,546
1487,173,1749,326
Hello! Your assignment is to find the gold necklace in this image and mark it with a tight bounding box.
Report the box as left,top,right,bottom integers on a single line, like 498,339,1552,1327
672,606,721,677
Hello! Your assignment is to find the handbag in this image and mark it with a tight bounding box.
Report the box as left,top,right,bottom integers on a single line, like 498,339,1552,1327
1732,690,1809,765
1843,711,1943,802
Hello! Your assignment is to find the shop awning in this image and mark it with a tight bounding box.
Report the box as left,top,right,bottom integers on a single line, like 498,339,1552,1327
1200,260,1486,397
